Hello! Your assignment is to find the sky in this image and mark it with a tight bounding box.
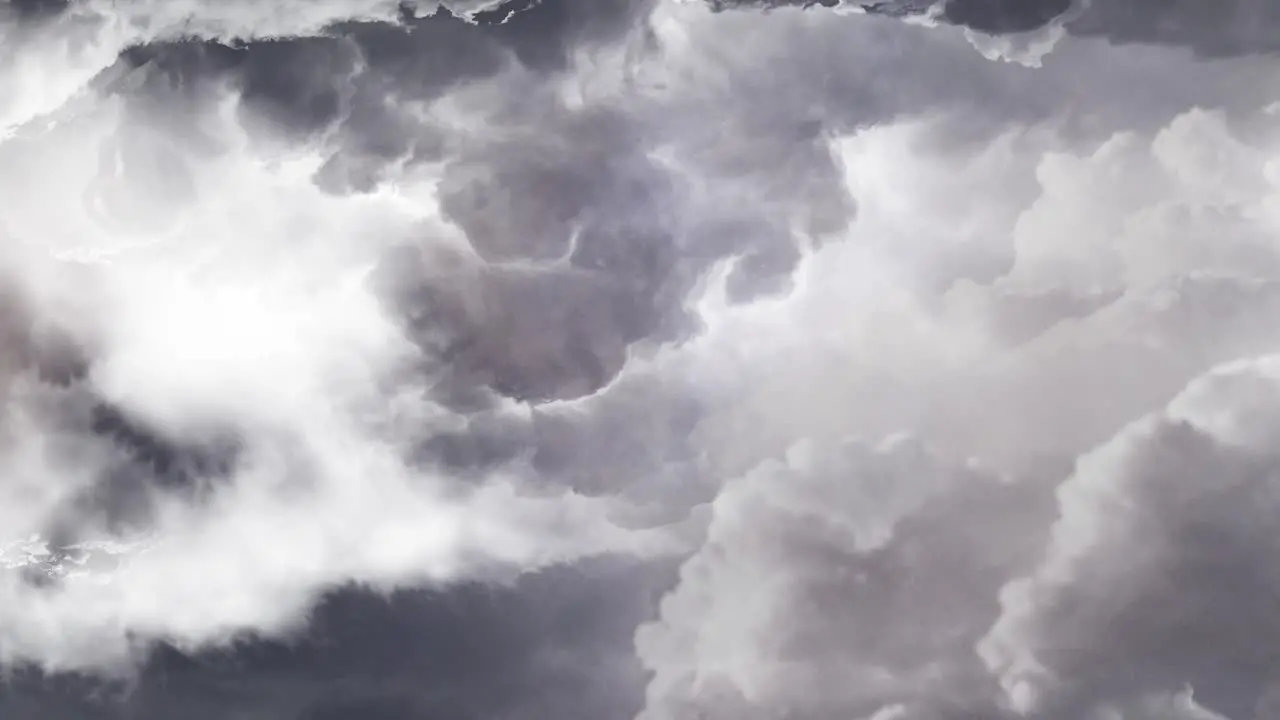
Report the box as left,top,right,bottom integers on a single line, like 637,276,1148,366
3,0,1280,718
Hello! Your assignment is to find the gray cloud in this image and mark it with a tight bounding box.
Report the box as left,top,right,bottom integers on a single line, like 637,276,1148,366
981,357,1280,720
712,0,1280,60
9,1,1280,719
635,436,1058,720
0,557,675,720
1067,0,1280,58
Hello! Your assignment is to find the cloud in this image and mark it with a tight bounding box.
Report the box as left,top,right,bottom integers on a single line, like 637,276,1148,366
712,0,1280,65
980,357,1280,719
9,0,1280,719
0,13,677,675
635,435,1058,720
630,23,1280,718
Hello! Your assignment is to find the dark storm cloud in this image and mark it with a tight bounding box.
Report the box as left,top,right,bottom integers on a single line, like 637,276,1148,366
712,0,1280,59
1067,0,1280,58
99,0,651,162
88,0,1280,428
941,0,1071,34
0,558,675,720
623,14,1280,715
132,0,698,408
13,1,1280,720
76,0,674,401
670,1,1280,176
4,5,692,717
1,0,69,22
373,106,699,403
710,0,1072,35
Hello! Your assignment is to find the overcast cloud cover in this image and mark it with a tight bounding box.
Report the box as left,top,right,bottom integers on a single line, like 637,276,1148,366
4,0,1280,718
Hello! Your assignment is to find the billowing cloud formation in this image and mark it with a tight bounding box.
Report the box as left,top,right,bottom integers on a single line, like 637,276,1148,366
7,0,1280,718
0,0,676,676
635,435,1054,720
981,357,1280,720
713,0,1280,58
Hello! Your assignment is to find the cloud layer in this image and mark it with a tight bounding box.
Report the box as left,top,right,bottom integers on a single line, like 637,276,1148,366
6,0,1280,719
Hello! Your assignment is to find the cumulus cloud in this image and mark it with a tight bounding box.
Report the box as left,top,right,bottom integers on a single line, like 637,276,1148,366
629,8,1280,719
713,0,1280,60
0,0,675,677
634,435,1055,720
980,357,1280,719
8,0,1280,718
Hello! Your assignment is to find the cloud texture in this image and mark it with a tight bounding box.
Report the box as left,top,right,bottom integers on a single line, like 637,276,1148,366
5,0,1280,718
